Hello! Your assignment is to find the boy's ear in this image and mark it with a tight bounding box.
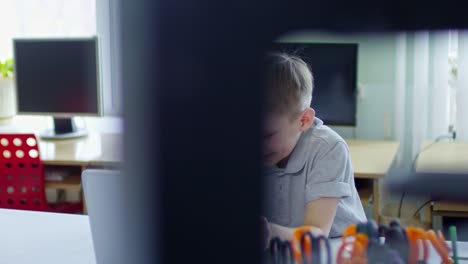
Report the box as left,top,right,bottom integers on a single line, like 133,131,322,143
299,108,315,131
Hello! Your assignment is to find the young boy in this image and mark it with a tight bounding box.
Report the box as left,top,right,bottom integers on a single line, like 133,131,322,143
262,52,366,242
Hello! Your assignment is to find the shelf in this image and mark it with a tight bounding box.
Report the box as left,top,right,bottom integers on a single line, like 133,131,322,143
433,201,468,213
355,178,373,206
358,187,373,206
45,174,81,191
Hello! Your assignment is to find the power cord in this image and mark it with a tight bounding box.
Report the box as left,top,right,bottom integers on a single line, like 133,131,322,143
397,192,406,218
411,133,456,170
413,199,438,217
397,131,456,218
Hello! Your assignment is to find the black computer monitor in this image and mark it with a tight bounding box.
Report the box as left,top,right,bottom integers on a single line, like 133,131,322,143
13,37,101,139
272,42,358,126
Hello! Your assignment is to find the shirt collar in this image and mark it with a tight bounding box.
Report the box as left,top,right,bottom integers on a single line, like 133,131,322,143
283,117,323,174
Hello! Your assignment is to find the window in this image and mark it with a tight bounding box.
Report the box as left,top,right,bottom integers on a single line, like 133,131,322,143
448,30,458,132
0,0,121,116
0,0,96,59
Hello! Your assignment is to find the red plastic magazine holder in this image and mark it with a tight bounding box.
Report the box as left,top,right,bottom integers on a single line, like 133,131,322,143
0,134,81,213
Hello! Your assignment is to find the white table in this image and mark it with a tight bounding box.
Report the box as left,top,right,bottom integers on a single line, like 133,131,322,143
329,238,468,263
0,209,96,264
3,207,468,264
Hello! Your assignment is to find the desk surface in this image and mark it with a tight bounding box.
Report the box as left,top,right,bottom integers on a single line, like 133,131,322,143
1,116,398,175
416,141,468,213
38,137,396,176
417,141,468,173
0,115,123,167
2,208,467,263
39,133,123,166
0,209,96,264
10,134,398,174
346,140,400,179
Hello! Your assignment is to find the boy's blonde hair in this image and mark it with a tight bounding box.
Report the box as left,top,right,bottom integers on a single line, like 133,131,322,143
264,52,313,118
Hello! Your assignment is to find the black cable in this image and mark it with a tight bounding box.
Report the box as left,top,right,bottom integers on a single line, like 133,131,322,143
397,191,406,218
411,134,454,171
413,200,435,217
396,132,455,219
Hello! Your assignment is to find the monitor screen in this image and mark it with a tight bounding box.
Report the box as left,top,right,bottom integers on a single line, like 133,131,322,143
14,38,100,116
272,42,358,126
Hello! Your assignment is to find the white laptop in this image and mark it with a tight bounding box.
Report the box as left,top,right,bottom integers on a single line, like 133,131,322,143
82,169,125,264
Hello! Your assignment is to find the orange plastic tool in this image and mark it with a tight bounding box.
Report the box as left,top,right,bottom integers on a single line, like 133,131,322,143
337,233,369,264
406,227,429,264
427,230,453,264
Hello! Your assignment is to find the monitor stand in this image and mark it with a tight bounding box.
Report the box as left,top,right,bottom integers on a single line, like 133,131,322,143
40,117,88,140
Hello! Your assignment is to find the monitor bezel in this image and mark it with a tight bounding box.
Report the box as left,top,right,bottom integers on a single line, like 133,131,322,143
13,36,103,117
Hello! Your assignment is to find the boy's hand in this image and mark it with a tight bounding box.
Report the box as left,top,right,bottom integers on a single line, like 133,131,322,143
261,216,272,250
268,223,324,245
261,217,325,251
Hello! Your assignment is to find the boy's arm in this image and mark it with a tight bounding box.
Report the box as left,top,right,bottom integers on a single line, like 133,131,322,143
267,197,338,241
303,141,352,237
304,197,339,237
269,222,323,241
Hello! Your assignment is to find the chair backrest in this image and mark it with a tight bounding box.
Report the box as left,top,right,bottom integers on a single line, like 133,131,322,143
0,134,48,211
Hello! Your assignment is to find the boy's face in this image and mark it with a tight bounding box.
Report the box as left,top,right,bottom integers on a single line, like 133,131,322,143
263,109,314,167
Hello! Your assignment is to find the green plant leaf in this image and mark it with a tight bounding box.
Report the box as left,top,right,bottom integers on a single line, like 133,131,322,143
5,58,13,72
0,61,6,77
0,59,14,77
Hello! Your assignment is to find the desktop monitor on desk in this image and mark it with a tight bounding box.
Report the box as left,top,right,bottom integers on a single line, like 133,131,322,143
13,37,101,139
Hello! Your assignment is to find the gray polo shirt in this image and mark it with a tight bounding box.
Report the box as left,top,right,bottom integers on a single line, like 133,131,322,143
263,118,366,238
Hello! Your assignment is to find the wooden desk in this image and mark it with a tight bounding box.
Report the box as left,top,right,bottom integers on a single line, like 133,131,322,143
417,141,468,219
4,127,397,220
40,137,399,221
39,133,123,167
346,140,400,222
0,116,123,213
417,141,468,173
0,209,96,264
38,133,123,213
